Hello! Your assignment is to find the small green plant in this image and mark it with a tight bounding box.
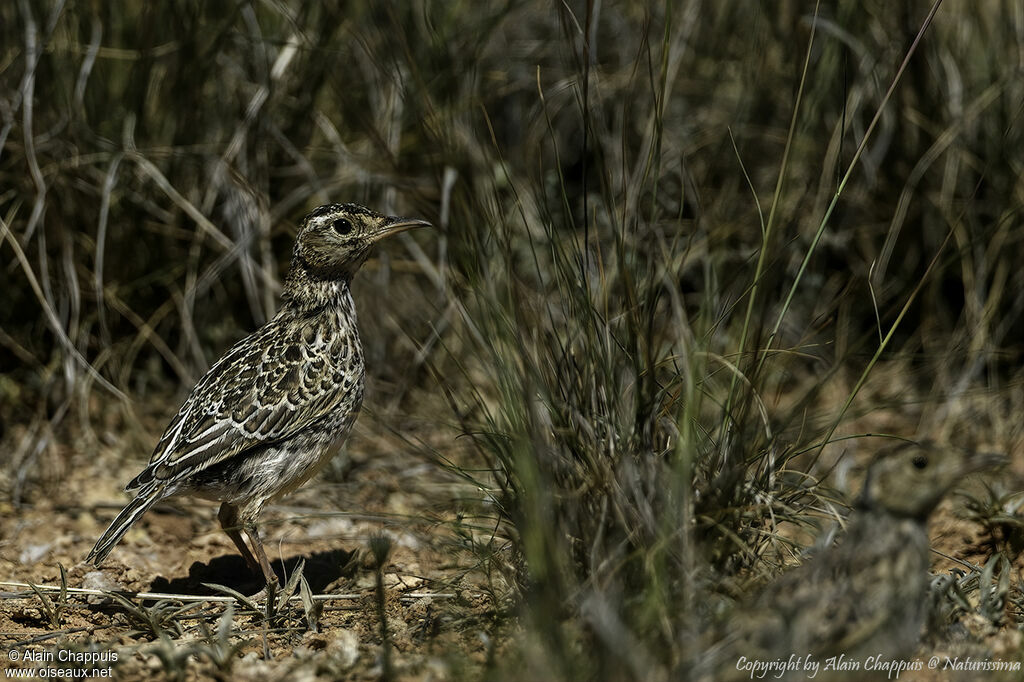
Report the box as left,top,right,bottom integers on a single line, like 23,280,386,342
960,485,1024,558
108,593,197,640
980,555,1012,625
266,559,306,627
298,572,323,633
27,563,68,629
202,583,262,616
930,554,1016,637
194,605,248,678
148,633,195,682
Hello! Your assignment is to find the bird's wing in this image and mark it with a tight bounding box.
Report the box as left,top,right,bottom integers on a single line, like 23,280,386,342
127,313,362,489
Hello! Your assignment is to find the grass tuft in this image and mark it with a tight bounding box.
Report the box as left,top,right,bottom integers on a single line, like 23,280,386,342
1,1,1022,678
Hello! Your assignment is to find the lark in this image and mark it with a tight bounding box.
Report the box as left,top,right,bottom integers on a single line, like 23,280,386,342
704,440,1002,681
87,203,429,585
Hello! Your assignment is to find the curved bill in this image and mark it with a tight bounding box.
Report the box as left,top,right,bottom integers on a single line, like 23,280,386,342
376,215,431,240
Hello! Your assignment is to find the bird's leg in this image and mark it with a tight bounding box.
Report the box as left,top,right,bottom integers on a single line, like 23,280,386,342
217,503,262,578
244,522,279,587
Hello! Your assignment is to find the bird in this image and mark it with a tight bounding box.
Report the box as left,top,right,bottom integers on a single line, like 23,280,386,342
701,440,1003,681
87,203,429,587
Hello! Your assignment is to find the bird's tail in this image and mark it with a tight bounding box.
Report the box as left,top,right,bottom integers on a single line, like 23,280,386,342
86,484,165,565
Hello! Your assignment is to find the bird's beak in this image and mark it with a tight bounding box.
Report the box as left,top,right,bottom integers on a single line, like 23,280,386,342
376,215,431,240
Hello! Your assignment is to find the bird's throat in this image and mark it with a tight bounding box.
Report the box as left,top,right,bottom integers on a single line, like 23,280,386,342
282,264,357,318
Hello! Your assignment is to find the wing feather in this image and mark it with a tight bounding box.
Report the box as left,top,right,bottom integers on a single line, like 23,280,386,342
127,313,360,490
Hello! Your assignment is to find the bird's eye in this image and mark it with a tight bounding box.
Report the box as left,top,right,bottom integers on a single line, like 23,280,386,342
912,455,928,469
333,218,353,235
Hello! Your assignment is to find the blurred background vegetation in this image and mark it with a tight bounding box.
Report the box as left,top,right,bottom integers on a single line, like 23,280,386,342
2,0,1023,678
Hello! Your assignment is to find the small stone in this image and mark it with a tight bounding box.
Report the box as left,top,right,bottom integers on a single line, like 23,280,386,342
327,628,359,669
81,570,126,605
19,542,50,564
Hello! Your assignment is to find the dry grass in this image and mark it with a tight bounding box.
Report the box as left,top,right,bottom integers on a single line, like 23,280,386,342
2,0,1023,680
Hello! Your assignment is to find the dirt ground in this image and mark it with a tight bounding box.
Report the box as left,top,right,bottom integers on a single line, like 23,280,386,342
2,397,1022,681
0,411,511,681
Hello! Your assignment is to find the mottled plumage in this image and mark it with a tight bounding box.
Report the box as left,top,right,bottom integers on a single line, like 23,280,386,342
703,441,1003,681
88,204,429,584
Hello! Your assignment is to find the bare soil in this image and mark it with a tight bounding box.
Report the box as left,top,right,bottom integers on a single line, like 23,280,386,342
0,413,509,680
2,394,1021,681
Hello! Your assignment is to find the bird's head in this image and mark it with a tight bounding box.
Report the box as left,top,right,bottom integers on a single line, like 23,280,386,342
860,440,1004,519
291,203,430,282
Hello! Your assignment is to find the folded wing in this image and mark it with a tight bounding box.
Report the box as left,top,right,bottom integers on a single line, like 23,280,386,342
128,315,360,489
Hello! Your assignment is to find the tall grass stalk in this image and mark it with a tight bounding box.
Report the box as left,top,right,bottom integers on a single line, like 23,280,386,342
1,2,1021,678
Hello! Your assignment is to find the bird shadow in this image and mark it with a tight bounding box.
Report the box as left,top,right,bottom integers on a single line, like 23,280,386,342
149,547,356,597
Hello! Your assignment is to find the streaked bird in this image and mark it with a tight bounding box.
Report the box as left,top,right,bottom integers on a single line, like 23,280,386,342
703,440,1003,681
87,203,429,586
